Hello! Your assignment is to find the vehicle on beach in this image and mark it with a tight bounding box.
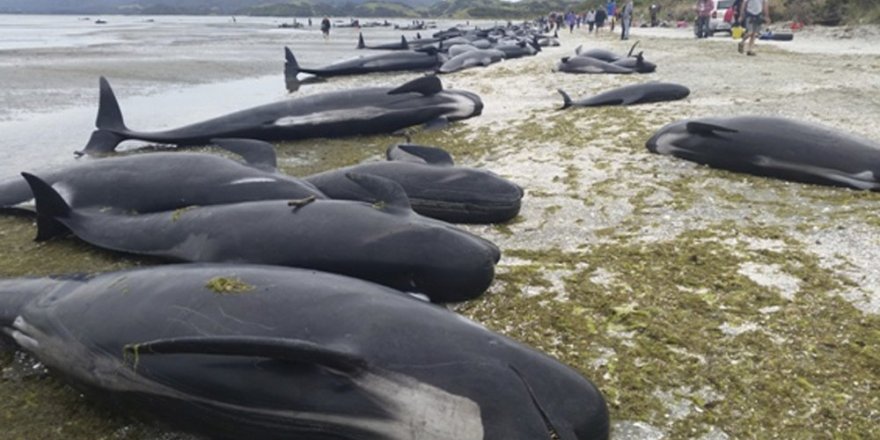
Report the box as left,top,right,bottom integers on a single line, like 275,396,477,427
694,0,734,37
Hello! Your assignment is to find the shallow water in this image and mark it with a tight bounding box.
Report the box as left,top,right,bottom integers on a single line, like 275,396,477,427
0,14,489,176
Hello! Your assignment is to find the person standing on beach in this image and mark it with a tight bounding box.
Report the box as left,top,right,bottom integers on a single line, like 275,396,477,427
620,0,633,40
586,9,596,33
607,0,617,31
321,17,331,40
739,0,770,55
595,6,607,32
695,0,714,38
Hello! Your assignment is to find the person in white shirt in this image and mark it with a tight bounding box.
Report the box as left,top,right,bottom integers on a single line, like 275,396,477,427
738,0,771,56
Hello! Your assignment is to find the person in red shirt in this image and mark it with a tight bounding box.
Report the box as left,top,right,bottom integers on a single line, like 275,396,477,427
695,0,715,38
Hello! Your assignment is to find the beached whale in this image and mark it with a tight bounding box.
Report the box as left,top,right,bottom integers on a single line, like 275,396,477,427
574,41,640,62
494,37,542,59
646,116,880,190
0,264,610,440
558,82,690,108
285,47,442,80
557,56,634,74
357,32,410,50
306,144,523,223
438,49,505,73
79,76,482,156
24,172,499,302
0,139,323,214
611,53,657,73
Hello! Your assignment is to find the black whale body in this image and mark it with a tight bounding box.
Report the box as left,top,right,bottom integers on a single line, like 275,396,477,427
0,140,323,212
558,83,689,108
24,172,499,302
646,116,880,190
80,76,482,156
0,264,610,440
306,145,523,223
284,47,442,79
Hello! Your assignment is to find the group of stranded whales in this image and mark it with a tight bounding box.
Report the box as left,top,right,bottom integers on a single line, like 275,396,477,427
286,24,545,82
3,20,878,440
1,140,523,225
557,42,656,74
23,171,500,303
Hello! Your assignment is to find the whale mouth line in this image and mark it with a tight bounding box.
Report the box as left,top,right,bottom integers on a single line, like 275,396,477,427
509,364,562,440
9,317,40,350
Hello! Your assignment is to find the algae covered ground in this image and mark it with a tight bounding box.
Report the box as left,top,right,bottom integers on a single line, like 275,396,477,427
1,23,879,440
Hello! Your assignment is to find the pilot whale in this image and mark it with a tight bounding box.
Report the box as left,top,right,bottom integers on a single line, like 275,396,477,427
558,83,689,108
24,172,500,302
306,144,523,223
0,139,323,213
646,116,880,190
0,264,610,440
79,76,482,156
284,47,442,80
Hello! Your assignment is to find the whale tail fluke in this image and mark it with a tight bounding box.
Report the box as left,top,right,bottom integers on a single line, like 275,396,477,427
557,89,574,109
357,32,366,49
78,77,128,156
20,173,72,242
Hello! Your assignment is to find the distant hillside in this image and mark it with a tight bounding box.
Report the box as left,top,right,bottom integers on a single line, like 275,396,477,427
0,0,877,23
244,1,421,18
0,0,431,15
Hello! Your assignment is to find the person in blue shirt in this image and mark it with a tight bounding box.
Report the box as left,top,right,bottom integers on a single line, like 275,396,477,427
607,0,617,31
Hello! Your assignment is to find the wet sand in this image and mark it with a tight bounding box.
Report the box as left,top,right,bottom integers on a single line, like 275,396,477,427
1,17,880,440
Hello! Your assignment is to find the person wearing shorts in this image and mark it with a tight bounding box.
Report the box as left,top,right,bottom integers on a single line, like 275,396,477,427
738,0,770,56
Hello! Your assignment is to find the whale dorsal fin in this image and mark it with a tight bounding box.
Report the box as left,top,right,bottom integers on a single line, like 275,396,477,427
686,121,739,135
357,32,366,49
210,138,278,171
345,173,411,212
20,173,72,242
386,144,454,165
400,35,408,48
124,336,366,374
388,76,442,96
627,40,640,57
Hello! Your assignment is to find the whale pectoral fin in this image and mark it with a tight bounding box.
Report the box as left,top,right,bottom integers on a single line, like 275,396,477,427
344,173,411,212
389,144,455,166
388,75,443,96
124,336,367,375
20,173,72,242
685,121,738,136
210,138,278,171
423,117,449,131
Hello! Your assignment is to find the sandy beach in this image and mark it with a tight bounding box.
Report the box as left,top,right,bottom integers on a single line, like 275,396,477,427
1,16,879,439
